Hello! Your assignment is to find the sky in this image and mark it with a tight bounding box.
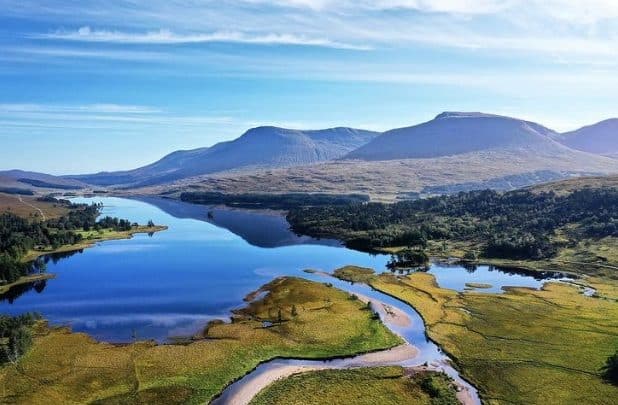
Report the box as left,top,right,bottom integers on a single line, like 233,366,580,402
0,1,617,174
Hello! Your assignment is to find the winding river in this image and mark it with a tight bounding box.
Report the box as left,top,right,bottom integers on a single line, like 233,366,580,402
0,197,577,404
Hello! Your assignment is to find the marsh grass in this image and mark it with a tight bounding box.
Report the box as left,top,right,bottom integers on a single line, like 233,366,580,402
250,366,459,405
370,273,618,404
332,265,376,283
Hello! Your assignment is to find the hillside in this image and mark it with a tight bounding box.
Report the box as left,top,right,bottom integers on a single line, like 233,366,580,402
345,112,575,160
68,126,378,187
529,174,618,195
142,147,618,202
0,170,86,192
558,118,618,157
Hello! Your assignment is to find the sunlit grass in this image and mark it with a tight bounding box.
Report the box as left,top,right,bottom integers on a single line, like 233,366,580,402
250,366,459,405
369,273,618,404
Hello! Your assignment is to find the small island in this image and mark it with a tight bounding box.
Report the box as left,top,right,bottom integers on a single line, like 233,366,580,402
464,282,492,289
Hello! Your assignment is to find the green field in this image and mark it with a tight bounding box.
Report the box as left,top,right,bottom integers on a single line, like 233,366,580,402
250,366,459,405
0,277,401,404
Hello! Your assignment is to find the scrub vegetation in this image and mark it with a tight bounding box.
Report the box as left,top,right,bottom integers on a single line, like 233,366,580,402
0,277,401,404
250,366,459,405
288,187,618,275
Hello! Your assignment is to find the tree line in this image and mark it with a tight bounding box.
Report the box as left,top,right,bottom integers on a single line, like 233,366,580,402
0,199,140,286
287,188,618,260
180,191,370,210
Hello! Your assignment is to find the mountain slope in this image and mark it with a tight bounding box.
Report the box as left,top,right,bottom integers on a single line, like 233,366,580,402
558,119,618,157
345,112,567,160
70,126,378,186
0,170,86,190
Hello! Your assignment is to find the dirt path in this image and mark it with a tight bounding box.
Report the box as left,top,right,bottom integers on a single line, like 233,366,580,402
17,195,46,221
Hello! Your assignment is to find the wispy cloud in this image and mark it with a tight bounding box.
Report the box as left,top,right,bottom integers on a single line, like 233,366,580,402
242,0,513,14
34,26,371,50
0,103,161,114
244,0,618,22
3,46,165,61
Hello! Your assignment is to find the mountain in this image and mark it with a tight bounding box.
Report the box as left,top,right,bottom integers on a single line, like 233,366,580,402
345,112,568,160
558,119,618,158
69,126,378,186
147,113,618,202
0,170,86,190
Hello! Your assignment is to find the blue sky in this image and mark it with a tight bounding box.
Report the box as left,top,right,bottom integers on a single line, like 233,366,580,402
1,0,617,174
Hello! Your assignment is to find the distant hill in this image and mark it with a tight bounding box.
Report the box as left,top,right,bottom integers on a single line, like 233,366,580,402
558,119,618,157
0,170,86,190
69,126,378,187
529,174,618,195
345,112,573,160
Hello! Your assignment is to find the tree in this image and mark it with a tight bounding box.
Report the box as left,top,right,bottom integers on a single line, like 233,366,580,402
463,250,478,261
147,220,155,227
602,351,618,385
277,308,283,325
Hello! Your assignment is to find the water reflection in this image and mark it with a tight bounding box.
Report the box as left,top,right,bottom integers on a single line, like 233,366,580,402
0,279,47,304
134,196,342,248
0,197,582,342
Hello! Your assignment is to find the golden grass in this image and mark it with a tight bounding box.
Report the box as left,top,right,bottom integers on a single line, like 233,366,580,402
0,193,69,219
369,273,618,404
0,277,401,404
250,367,449,405
332,265,376,283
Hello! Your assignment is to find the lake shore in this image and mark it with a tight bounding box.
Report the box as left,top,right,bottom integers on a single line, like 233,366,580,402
217,344,419,405
0,225,168,296
21,224,168,262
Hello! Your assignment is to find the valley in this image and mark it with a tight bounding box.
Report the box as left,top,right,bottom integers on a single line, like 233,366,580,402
0,112,617,405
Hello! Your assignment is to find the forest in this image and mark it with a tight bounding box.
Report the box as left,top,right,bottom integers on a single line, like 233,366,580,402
180,191,370,210
0,200,135,286
288,188,618,260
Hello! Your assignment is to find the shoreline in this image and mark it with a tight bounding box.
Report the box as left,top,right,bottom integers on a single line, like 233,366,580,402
0,273,56,295
0,225,168,296
213,344,419,405
21,225,168,262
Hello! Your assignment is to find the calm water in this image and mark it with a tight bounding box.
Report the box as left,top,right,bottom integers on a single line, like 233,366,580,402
0,197,571,342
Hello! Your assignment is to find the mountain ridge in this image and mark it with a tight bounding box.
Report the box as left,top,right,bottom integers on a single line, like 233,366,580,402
68,126,379,187
558,118,618,157
61,112,618,189
344,111,566,160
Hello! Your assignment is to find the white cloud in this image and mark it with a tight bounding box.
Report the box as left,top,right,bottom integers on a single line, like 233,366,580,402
35,26,370,50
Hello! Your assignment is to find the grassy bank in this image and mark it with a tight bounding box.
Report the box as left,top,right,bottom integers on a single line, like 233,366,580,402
250,366,459,405
358,271,618,404
21,225,168,262
0,273,55,295
0,277,401,404
0,192,70,219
